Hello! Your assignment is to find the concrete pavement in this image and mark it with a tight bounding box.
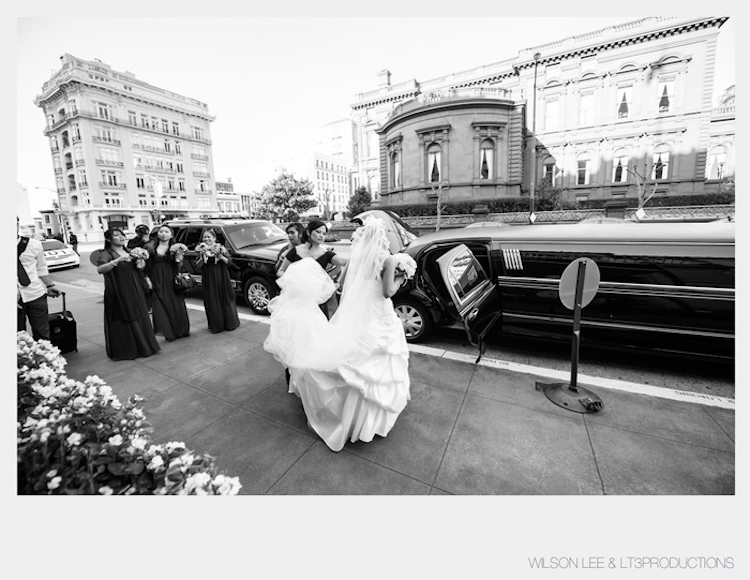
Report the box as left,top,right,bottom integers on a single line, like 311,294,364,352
45,281,735,495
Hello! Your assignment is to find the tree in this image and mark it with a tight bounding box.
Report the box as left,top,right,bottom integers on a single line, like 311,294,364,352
625,163,659,218
254,170,317,222
347,186,371,217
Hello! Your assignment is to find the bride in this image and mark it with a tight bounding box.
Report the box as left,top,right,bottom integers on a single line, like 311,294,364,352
263,216,411,452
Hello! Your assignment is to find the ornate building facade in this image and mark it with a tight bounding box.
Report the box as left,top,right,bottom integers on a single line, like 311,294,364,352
34,54,217,243
351,17,734,209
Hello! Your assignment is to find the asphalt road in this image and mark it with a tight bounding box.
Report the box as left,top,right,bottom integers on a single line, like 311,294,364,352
51,250,735,401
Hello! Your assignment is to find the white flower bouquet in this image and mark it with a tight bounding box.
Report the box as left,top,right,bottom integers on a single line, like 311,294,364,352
129,247,149,269
196,242,229,259
393,253,417,279
17,331,241,495
169,243,188,263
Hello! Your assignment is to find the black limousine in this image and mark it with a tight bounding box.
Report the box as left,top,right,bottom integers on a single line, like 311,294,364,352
391,221,735,363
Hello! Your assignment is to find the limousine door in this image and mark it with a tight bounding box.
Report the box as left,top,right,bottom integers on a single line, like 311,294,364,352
436,244,502,361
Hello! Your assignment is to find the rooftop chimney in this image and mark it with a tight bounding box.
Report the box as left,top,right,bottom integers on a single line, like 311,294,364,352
378,69,391,88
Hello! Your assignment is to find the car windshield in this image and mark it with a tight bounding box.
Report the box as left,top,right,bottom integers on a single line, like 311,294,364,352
42,240,67,250
225,222,287,249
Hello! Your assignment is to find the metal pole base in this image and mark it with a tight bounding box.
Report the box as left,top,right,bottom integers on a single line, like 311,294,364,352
536,382,604,413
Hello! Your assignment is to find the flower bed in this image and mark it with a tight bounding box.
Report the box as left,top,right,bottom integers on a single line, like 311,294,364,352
17,331,241,495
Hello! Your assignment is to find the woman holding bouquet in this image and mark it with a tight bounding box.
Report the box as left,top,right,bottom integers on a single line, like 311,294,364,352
195,228,240,333
96,228,160,361
264,216,413,452
145,225,190,341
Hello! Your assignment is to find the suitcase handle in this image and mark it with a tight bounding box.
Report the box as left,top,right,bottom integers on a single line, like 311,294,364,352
50,290,66,313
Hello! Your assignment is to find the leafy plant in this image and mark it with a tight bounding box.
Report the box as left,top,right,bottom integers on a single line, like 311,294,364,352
17,332,241,495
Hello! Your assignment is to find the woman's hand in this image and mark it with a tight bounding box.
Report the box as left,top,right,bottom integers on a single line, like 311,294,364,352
119,254,132,263
145,277,153,290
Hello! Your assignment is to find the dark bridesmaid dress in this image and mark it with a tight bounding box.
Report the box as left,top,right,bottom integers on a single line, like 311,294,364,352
199,255,240,333
147,248,190,341
97,248,160,361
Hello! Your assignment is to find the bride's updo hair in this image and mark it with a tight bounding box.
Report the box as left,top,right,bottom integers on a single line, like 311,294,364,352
302,220,328,245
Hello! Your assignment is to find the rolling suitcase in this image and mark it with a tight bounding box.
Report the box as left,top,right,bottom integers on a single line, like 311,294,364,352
48,291,77,354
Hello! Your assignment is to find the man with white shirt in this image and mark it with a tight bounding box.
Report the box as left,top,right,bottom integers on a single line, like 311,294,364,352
17,217,60,340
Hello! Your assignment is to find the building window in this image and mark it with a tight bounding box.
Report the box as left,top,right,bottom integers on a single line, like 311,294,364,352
612,150,629,183
96,102,111,120
427,144,442,183
174,141,181,155
579,92,594,125
617,86,632,119
77,169,88,186
576,155,590,185
192,126,204,140
128,111,137,126
544,98,559,129
651,146,671,180
162,119,169,133
542,160,559,186
479,139,495,179
706,147,727,180
389,151,401,189
658,79,675,113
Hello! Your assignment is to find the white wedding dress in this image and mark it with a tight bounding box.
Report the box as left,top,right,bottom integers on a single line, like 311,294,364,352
264,220,410,452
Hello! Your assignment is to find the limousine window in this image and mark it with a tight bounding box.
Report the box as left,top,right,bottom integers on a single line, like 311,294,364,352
500,250,734,288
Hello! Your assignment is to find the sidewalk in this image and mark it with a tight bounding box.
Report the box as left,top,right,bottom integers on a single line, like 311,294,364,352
50,282,735,495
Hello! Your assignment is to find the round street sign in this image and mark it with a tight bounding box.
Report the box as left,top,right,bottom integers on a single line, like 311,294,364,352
559,258,600,310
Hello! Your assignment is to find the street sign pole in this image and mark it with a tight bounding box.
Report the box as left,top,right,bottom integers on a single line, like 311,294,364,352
536,257,604,413
569,259,586,392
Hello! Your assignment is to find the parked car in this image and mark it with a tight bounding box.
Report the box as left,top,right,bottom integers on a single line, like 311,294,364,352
156,219,289,315
390,221,735,363
41,239,80,271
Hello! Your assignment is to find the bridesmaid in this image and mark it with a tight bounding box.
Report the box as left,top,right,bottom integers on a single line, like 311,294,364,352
195,228,240,333
96,228,160,360
146,225,190,341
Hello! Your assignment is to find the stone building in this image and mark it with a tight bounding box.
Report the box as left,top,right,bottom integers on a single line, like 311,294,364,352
351,17,734,209
34,54,217,243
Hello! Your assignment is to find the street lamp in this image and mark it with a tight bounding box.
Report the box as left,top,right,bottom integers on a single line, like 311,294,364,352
529,52,541,222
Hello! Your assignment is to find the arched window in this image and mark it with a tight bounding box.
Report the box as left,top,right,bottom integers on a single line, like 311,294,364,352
427,143,442,183
479,139,494,179
389,151,401,189
706,146,727,180
612,149,629,183
651,144,671,180
542,156,559,186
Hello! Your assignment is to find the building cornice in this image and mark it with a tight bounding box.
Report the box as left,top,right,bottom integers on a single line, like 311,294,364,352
352,16,728,108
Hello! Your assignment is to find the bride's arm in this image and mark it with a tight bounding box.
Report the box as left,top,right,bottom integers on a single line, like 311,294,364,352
381,255,405,298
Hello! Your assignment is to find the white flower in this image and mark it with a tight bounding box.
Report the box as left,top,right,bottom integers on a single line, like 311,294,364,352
394,253,417,278
47,476,62,490
66,433,82,446
40,430,51,443
98,486,114,495
108,434,123,446
47,469,58,478
148,455,165,471
131,436,148,450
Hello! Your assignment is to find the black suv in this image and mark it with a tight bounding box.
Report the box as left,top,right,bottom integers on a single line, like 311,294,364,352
154,219,288,315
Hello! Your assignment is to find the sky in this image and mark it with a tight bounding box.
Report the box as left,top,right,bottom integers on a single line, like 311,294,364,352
16,15,735,206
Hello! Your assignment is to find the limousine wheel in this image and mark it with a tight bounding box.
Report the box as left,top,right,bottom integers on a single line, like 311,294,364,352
244,276,274,315
393,299,432,342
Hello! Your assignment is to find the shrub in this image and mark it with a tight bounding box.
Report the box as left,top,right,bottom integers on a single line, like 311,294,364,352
17,331,241,495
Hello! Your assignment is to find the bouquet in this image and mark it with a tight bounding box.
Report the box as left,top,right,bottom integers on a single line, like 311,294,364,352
196,242,229,260
169,243,188,262
393,253,417,279
129,247,149,270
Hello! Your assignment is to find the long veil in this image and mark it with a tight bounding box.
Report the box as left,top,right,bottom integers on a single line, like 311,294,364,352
264,216,391,372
